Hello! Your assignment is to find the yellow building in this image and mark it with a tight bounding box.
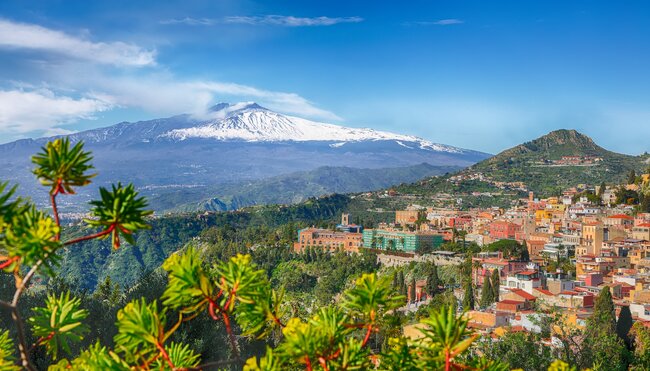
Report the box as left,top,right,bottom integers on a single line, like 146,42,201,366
577,222,604,256
632,223,650,241
395,210,420,226
535,209,554,222
630,282,650,304
629,244,650,268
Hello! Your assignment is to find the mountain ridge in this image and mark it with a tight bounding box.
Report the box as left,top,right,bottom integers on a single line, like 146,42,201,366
0,102,489,212
454,129,646,195
164,162,461,213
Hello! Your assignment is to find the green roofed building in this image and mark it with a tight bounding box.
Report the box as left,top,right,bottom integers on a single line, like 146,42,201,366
362,229,444,253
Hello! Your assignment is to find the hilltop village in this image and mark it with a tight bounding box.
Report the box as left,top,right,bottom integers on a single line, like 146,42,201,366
293,171,650,337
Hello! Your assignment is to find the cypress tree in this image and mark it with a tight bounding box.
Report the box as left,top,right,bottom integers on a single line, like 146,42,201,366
304,246,311,262
397,270,405,293
398,271,408,297
616,305,634,347
426,264,440,297
310,247,317,262
491,269,500,302
598,181,606,200
628,169,637,184
409,278,416,303
480,277,494,308
463,279,475,310
520,241,530,262
588,286,616,337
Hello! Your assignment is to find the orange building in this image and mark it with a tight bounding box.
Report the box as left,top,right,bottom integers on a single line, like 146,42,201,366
526,240,546,258
605,214,635,229
293,228,362,253
396,210,421,226
489,221,521,240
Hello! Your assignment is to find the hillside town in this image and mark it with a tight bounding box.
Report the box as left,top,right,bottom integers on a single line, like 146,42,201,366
293,170,650,344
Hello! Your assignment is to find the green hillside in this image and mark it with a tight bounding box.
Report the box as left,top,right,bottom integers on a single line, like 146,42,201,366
165,163,460,213
466,129,647,195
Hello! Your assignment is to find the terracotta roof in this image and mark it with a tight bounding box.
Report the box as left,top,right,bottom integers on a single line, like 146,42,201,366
637,223,650,227
534,288,554,296
498,300,525,305
508,289,537,301
517,270,538,276
609,214,634,220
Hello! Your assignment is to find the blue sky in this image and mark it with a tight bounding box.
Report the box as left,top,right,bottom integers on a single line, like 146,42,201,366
0,0,649,154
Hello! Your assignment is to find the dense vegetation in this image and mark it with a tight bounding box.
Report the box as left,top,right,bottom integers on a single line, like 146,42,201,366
0,139,511,370
467,129,648,195
2,138,650,370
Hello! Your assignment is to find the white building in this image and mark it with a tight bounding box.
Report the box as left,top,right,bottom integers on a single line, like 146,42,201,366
506,269,542,294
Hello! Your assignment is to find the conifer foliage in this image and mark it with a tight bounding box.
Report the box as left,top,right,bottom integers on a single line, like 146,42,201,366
480,277,495,308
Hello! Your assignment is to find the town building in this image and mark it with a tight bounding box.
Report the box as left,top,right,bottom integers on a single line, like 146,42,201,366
361,229,444,253
293,228,362,253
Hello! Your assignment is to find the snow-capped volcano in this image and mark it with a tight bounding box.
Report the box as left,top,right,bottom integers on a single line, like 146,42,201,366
161,102,465,153
0,102,490,213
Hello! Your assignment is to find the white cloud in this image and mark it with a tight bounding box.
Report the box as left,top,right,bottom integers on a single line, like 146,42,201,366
0,19,156,66
0,76,341,140
159,17,216,26
406,19,464,26
0,19,342,140
191,81,342,121
161,15,363,27
84,76,342,121
0,89,112,135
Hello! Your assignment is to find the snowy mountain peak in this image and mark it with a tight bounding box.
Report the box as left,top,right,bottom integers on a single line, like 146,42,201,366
209,102,265,113
162,102,468,154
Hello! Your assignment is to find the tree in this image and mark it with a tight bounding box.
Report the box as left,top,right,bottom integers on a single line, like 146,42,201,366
0,137,631,370
588,286,616,337
628,169,637,184
270,261,316,293
615,187,640,205
629,322,650,370
426,264,440,297
462,279,475,311
479,331,554,371
480,277,494,308
0,139,152,369
409,278,417,303
521,241,530,262
397,270,406,296
616,305,634,347
598,181,607,203
415,210,428,231
483,239,524,259
491,269,500,302
585,286,630,370
640,193,650,213
94,275,121,306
